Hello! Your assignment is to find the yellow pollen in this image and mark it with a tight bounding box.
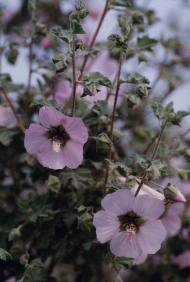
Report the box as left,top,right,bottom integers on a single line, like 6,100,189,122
52,139,62,152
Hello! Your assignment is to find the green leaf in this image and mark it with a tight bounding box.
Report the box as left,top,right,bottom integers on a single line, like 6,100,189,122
118,15,132,36
0,248,12,261
152,100,163,120
108,34,128,52
52,52,70,73
138,35,158,51
18,259,47,282
113,256,133,268
132,10,144,25
127,73,150,84
83,72,112,88
51,27,72,43
127,94,141,108
47,175,61,193
0,73,12,86
136,83,149,98
112,0,132,7
171,110,190,126
82,72,112,97
93,133,110,149
0,129,17,146
70,3,88,34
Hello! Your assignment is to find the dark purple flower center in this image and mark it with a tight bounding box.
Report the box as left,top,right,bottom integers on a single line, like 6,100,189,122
47,125,70,152
118,211,144,234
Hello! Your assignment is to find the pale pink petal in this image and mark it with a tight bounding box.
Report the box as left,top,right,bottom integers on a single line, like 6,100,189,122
64,117,88,144
110,232,141,259
101,189,135,215
4,278,16,282
172,251,190,269
174,190,186,203
62,139,84,168
93,211,120,243
137,220,166,254
39,106,65,128
131,183,165,200
24,124,48,154
134,195,165,220
161,215,181,236
0,106,17,128
55,80,72,105
37,141,65,170
167,203,185,217
134,253,147,265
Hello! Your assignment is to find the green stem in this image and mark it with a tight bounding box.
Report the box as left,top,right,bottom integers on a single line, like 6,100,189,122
0,87,25,132
71,34,77,116
135,121,167,197
78,0,110,81
103,55,123,191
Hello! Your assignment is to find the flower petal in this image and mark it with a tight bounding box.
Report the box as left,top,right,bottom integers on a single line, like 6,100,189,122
0,106,17,128
161,215,181,236
62,139,84,169
39,106,65,128
101,189,135,215
134,253,147,265
37,141,66,170
24,124,48,154
134,195,165,220
137,220,166,254
110,232,141,259
93,211,120,243
63,116,88,144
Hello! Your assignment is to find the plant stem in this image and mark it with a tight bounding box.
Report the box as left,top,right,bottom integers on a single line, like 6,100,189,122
71,34,77,116
26,38,33,94
135,121,167,197
103,55,123,190
0,87,25,132
78,0,110,80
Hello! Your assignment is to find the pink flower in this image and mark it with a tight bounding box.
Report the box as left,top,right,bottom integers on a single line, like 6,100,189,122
134,253,147,265
93,189,166,259
161,202,185,236
132,182,165,201
172,251,190,269
164,183,186,203
4,278,16,282
24,106,88,170
0,106,17,128
54,80,72,105
40,37,51,49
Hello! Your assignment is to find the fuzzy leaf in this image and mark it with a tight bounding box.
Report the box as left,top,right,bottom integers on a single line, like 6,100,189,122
0,248,12,261
138,35,158,51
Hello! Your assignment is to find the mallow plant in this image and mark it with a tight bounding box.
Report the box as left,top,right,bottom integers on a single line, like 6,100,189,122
0,0,190,281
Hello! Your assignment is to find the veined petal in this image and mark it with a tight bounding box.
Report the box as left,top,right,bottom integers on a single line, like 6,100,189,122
62,139,84,169
110,232,141,259
134,195,165,220
101,189,135,215
137,220,166,254
37,141,66,170
63,116,88,144
93,211,120,243
39,106,66,128
24,124,48,154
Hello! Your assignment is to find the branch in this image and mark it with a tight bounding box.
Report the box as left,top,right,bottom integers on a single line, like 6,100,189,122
25,38,33,94
103,55,123,190
71,34,77,116
78,0,110,81
135,121,167,197
0,87,25,132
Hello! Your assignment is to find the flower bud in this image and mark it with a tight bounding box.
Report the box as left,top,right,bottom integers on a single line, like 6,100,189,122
164,183,186,203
